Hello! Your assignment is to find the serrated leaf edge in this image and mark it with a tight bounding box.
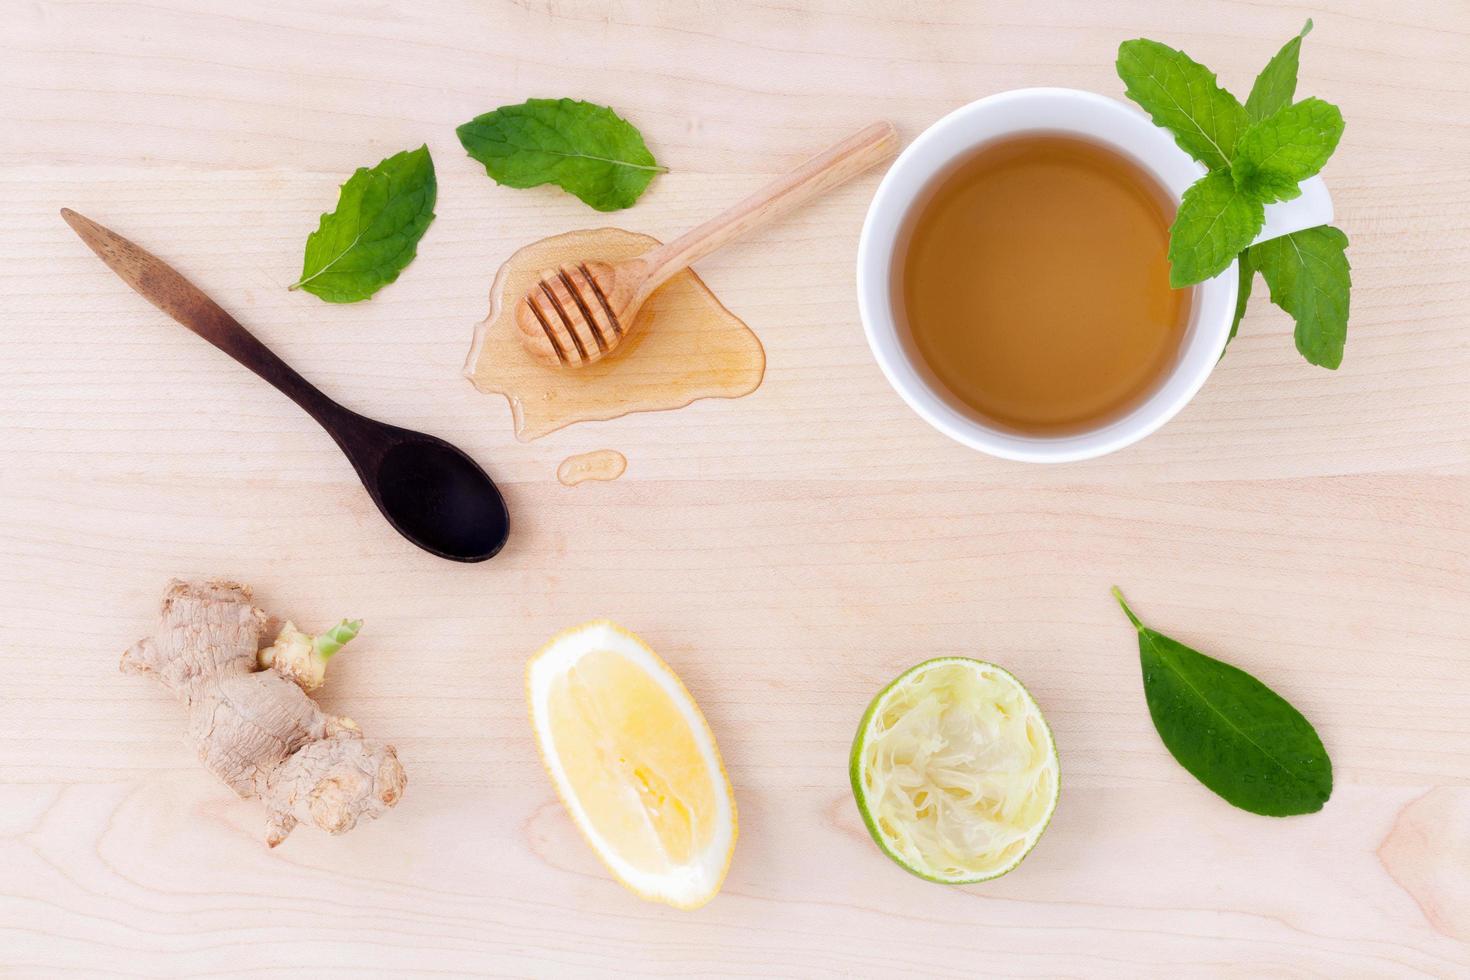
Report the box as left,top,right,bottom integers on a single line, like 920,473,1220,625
1118,39,1245,168
289,146,436,301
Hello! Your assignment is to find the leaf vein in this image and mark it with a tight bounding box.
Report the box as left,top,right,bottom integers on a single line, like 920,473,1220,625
1141,628,1319,790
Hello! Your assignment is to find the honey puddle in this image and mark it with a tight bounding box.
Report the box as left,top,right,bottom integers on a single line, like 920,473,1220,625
464,228,766,441
557,449,627,486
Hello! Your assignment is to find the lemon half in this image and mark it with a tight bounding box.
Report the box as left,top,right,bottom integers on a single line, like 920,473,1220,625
527,620,737,909
850,657,1059,884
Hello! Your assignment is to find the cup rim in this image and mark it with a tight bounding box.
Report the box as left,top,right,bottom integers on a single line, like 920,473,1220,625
856,86,1237,463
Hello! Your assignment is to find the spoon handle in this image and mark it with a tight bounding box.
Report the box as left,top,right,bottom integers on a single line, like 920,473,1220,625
635,121,899,297
60,209,352,432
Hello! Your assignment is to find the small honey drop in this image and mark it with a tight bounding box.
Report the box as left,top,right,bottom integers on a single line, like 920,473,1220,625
557,449,627,487
465,229,765,441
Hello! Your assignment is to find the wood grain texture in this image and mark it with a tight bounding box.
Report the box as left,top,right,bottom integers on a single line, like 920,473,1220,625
2,0,1468,976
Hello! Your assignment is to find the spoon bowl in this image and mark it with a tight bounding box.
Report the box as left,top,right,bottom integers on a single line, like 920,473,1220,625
61,208,509,563
370,431,508,562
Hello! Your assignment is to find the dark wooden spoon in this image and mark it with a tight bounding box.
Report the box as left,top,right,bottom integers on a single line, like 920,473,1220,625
61,208,509,563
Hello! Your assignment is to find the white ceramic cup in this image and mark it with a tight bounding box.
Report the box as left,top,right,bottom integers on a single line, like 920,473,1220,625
856,88,1334,463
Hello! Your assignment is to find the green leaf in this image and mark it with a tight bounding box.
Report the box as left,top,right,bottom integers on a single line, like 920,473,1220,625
1251,225,1352,369
456,98,665,212
1167,170,1263,287
1233,98,1344,203
1116,39,1250,170
1112,588,1332,817
1226,249,1254,352
291,146,436,303
1245,20,1313,123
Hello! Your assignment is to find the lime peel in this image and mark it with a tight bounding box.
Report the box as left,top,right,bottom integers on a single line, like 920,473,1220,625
850,657,1059,884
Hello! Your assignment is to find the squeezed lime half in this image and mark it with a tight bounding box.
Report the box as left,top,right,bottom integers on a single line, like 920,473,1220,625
850,657,1059,884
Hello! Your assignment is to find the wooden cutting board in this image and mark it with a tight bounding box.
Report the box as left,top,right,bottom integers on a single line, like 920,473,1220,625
2,1,1468,975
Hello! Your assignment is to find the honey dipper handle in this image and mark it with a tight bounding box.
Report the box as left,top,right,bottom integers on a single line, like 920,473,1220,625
636,121,900,295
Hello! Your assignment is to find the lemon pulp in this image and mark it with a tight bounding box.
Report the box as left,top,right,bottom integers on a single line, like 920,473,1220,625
547,648,717,871
852,658,1058,882
528,621,736,909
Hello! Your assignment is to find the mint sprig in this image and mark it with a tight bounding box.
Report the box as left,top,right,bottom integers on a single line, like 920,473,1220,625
1118,21,1352,368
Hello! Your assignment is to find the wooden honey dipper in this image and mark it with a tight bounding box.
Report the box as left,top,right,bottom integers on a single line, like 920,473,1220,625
515,121,899,367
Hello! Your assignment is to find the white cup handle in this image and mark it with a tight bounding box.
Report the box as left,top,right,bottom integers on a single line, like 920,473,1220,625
1251,176,1333,246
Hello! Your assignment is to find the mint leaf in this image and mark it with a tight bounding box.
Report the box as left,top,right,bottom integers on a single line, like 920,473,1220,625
456,98,665,212
1167,171,1263,287
1113,588,1332,817
1227,249,1254,350
1251,225,1351,369
291,146,436,303
1116,39,1250,170
1245,20,1313,122
1233,98,1344,203
1126,24,1350,368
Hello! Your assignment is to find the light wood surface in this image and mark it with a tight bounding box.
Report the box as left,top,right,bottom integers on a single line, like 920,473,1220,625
632,120,899,300
2,1,1468,976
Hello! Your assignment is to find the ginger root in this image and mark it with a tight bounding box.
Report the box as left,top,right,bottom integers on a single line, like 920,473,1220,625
259,617,360,692
123,579,406,847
